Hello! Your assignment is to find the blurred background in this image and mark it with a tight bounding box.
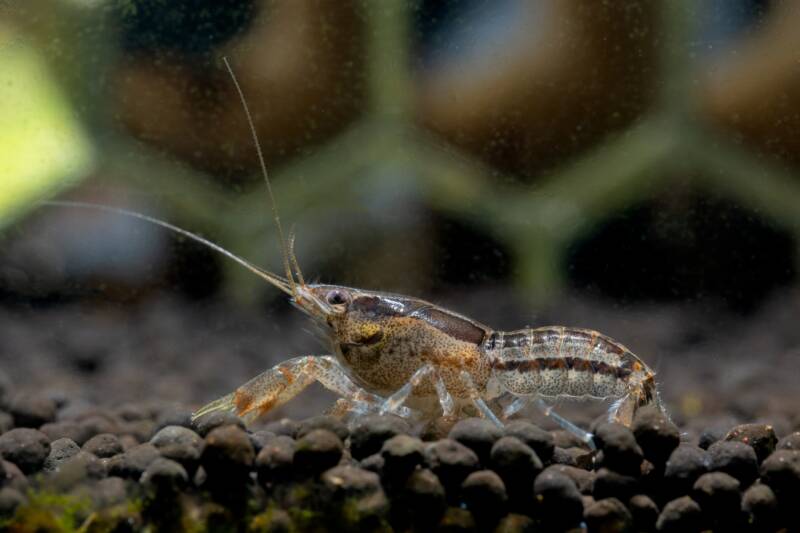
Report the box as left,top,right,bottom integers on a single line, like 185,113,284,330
1,0,799,434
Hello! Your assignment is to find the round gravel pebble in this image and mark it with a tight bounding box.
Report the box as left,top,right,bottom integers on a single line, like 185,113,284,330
54,451,106,483
439,506,476,531
320,465,389,528
141,457,189,492
542,464,595,495
43,437,81,472
632,406,681,468
0,486,25,516
656,496,702,532
115,403,151,422
401,468,446,528
83,433,123,458
119,419,156,442
706,440,758,486
533,470,584,531
77,414,120,440
550,446,577,466
593,467,640,502
0,427,50,474
724,423,777,464
296,415,348,441
256,435,295,485
150,425,204,475
563,446,595,469
449,418,503,466
742,483,779,530
249,430,277,453
424,438,479,498
461,470,507,526
594,423,644,476
201,424,255,483
193,411,245,437
698,424,728,450
107,443,161,479
359,452,384,475
154,406,193,431
119,435,139,452
349,415,410,460
39,421,91,446
691,472,742,527
293,428,343,475
263,418,300,438
494,513,534,532
663,445,707,497
2,403,799,531
552,429,586,450
759,449,800,503
777,431,800,451
321,464,385,501
380,435,424,480
490,436,542,501
1,460,28,492
419,416,456,441
584,497,633,533
85,476,129,508
9,393,57,428
503,420,554,463
628,494,659,531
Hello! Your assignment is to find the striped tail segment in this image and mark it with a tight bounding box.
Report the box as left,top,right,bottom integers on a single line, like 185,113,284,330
486,327,657,417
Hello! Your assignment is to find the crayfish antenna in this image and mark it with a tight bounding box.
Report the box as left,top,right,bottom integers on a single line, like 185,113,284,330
287,226,306,287
41,201,294,297
222,56,299,295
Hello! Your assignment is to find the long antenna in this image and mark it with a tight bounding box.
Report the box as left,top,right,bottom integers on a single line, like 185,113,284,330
221,56,300,293
42,200,293,296
287,227,306,286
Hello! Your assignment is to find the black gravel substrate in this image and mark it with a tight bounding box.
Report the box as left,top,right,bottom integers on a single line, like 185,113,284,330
1,387,799,532
2,290,800,531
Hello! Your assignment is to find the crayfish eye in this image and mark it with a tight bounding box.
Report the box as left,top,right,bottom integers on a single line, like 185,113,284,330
326,289,349,306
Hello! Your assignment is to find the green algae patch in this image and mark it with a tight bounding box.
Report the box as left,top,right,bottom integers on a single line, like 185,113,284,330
248,505,295,533
3,490,91,533
0,29,93,228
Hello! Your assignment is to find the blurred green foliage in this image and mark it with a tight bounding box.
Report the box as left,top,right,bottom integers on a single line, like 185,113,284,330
2,0,800,303
0,31,93,226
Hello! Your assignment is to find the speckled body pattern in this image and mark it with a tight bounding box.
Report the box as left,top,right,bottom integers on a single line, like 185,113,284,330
195,283,660,428
309,285,656,424
486,327,656,410
197,285,657,425
330,290,492,404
